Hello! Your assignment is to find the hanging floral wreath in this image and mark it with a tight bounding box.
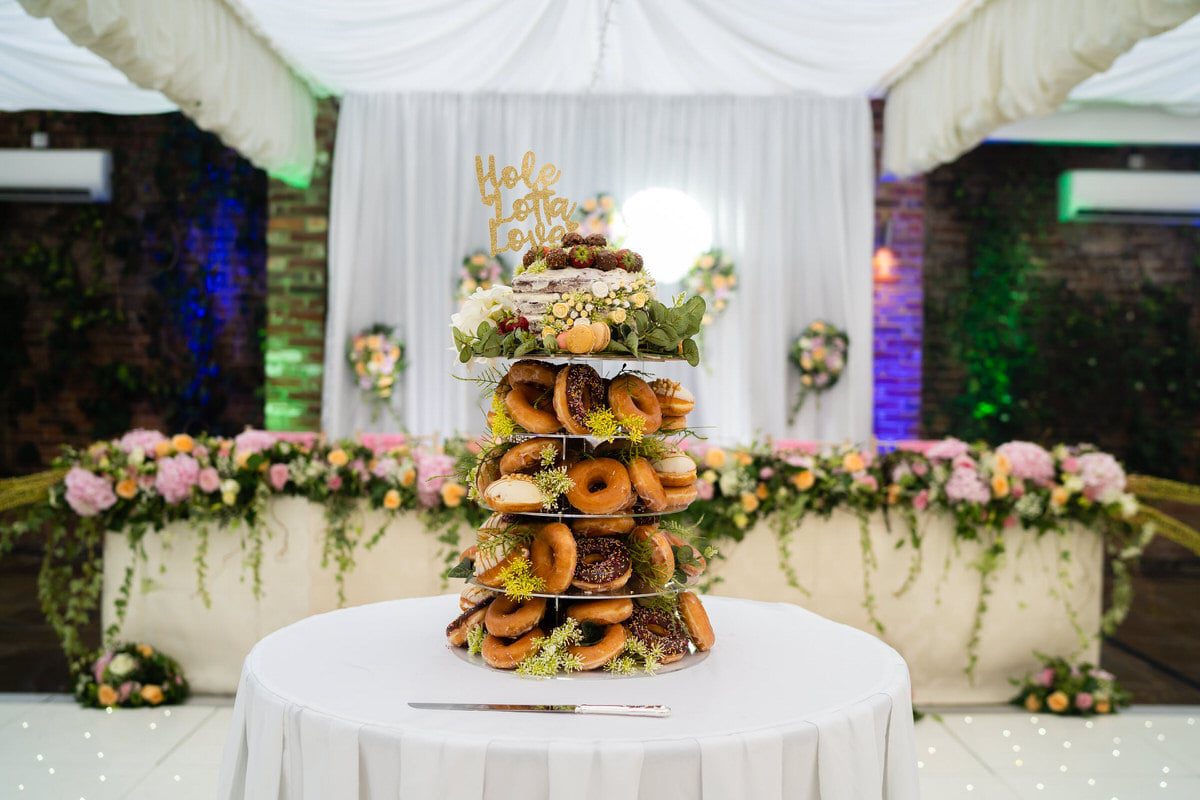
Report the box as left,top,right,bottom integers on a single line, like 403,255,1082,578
348,324,407,421
456,250,509,301
684,248,737,326
788,320,849,422
572,191,622,242
75,642,189,709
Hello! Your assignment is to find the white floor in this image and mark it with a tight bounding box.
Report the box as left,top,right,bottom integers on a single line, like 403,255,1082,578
1,695,1197,799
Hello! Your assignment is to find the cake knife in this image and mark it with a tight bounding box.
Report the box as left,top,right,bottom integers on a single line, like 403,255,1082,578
409,702,670,718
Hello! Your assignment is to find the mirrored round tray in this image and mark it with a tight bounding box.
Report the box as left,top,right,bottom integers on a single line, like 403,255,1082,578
465,577,687,600
448,641,709,678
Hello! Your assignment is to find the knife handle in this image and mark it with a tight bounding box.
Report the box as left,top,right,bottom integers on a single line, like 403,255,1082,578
575,704,670,718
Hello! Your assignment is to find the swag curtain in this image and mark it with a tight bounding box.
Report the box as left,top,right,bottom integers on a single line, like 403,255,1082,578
324,93,873,442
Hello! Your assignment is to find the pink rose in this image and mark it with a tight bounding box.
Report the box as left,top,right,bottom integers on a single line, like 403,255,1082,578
1011,482,1025,498
234,429,276,456
118,681,134,703
1038,667,1056,687
1075,692,1094,711
154,454,200,504
1003,515,1017,528
913,490,929,511
198,467,221,493
696,479,714,501
952,454,977,472
117,429,167,455
759,467,775,480
327,474,343,491
268,463,290,491
996,441,1055,485
912,461,929,477
93,651,114,683
926,437,969,461
349,459,370,482
857,474,878,491
64,467,118,517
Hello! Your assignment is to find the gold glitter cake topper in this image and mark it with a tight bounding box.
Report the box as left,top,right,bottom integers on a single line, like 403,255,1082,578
475,151,579,257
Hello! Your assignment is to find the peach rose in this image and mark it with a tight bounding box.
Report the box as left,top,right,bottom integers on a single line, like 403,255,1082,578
153,440,173,458
170,434,194,454
383,489,401,510
991,474,1010,498
755,483,769,500
740,492,759,513
140,684,164,705
116,479,138,500
1023,694,1041,712
441,482,466,508
792,470,815,491
1046,691,1069,713
97,684,119,707
842,452,865,473
704,449,727,469
328,449,349,467
400,468,416,487
136,644,154,658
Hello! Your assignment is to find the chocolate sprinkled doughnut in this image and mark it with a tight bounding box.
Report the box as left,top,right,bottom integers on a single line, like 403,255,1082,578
627,605,689,663
572,536,632,592
553,363,606,435
445,596,495,647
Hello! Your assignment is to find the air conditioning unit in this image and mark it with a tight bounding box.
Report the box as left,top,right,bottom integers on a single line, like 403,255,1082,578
1059,169,1200,225
0,149,112,203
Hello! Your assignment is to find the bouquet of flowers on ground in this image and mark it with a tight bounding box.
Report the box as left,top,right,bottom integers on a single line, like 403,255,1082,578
1010,654,1130,716
456,250,508,301
789,320,849,422
75,643,189,709
347,324,406,422
684,248,737,326
572,191,621,242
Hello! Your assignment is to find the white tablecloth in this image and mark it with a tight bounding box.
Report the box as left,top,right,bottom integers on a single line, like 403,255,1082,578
218,595,919,800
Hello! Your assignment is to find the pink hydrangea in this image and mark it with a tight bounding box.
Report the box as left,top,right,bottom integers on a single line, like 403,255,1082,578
415,450,457,508
912,460,929,477
372,457,398,478
327,474,343,491
155,454,200,504
117,429,167,455
269,463,290,491
913,490,929,511
198,467,221,494
759,467,775,480
64,467,117,517
926,437,969,460
996,441,1055,485
696,479,714,501
944,466,990,504
234,429,276,455
1077,452,1126,502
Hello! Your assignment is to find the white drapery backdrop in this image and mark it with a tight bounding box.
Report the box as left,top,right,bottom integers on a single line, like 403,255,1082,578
324,93,873,442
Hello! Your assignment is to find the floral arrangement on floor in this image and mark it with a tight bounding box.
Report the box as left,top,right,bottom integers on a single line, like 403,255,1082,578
456,250,508,301
788,320,848,421
683,248,736,326
75,642,189,709
571,192,621,242
1010,655,1130,715
347,324,407,421
2,429,1163,683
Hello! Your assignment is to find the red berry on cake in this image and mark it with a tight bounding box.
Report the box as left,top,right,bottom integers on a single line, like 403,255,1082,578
595,250,618,272
616,249,644,272
515,316,530,331
568,245,595,269
584,234,607,247
546,248,568,269
562,231,584,247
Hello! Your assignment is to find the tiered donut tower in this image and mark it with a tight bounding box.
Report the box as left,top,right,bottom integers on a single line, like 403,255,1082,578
446,236,716,678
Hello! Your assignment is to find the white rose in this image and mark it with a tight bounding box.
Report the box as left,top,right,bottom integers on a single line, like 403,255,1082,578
128,448,145,466
450,285,515,336
108,653,137,678
591,281,609,298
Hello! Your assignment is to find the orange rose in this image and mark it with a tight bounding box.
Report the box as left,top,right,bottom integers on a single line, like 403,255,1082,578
1051,486,1069,507
140,684,164,705
842,452,865,473
993,453,1012,476
383,489,401,510
755,483,769,500
170,434,194,454
1094,698,1111,714
792,470,815,491
136,643,154,658
991,474,1010,498
740,492,759,513
400,468,416,487
153,440,172,458
703,449,727,469
887,484,902,505
97,684,119,707
1023,694,1041,712
1046,691,1069,713
116,479,138,500
327,449,349,467
735,452,753,467
441,483,466,508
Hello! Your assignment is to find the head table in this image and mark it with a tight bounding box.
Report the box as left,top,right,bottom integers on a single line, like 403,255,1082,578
218,595,918,800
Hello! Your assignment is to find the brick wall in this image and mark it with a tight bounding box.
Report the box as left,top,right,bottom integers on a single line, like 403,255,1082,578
0,112,266,474
264,99,337,431
872,100,925,441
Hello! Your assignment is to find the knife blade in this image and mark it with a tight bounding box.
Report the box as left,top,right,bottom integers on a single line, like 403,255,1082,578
408,702,670,718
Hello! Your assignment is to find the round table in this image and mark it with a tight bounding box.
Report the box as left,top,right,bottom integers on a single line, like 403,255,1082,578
218,595,919,800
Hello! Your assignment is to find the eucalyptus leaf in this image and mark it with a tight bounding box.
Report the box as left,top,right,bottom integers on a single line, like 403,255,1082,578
682,338,700,366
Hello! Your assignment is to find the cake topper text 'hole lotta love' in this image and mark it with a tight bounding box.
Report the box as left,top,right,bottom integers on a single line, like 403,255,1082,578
475,151,580,257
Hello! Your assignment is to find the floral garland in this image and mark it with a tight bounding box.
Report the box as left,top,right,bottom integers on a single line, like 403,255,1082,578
347,324,406,421
683,248,737,326
75,642,188,709
572,192,621,242
1010,655,1130,715
788,320,848,421
456,250,508,301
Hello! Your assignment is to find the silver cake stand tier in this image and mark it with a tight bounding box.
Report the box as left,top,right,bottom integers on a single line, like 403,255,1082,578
447,641,710,679
465,577,688,600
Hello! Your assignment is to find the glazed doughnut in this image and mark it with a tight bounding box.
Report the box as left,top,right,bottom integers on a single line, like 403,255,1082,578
446,597,494,647
662,484,698,512
565,458,632,514
459,583,496,611
459,544,478,563
530,522,577,593
500,437,564,475
485,595,547,638
506,360,557,389
627,605,689,663
482,627,543,669
568,623,627,670
572,536,632,592
660,415,688,431
630,525,675,588
475,518,529,587
627,457,667,512
608,374,662,434
665,533,707,584
678,591,715,651
652,450,697,488
553,363,606,435
650,378,696,416
566,597,634,624
571,515,636,537
505,382,561,434
483,474,545,513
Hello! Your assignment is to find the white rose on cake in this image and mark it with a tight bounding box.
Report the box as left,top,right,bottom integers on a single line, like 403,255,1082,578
451,285,515,336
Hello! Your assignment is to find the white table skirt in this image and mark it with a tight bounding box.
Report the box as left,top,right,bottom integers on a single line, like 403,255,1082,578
103,498,1102,702
218,595,919,800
